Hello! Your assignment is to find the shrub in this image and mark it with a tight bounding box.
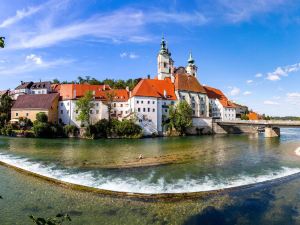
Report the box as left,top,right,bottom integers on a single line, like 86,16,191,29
85,125,97,138
36,112,48,123
0,125,15,136
24,130,35,138
110,119,142,138
94,119,109,138
33,122,52,138
63,125,79,137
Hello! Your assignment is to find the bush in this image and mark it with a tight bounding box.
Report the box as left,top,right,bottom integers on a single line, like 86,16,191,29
0,125,15,136
85,125,97,138
33,122,64,138
24,130,35,138
64,125,79,137
94,119,110,138
19,117,33,128
36,112,48,123
110,119,142,138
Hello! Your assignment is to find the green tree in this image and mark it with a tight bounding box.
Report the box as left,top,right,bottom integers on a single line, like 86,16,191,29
105,91,116,123
0,37,5,48
52,79,60,84
0,93,13,127
168,100,193,135
76,91,94,126
36,112,48,123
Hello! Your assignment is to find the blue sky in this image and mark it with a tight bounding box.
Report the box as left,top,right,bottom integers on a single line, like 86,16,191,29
1,0,300,116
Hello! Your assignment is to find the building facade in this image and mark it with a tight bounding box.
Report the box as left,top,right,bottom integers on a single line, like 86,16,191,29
11,93,59,123
204,86,236,121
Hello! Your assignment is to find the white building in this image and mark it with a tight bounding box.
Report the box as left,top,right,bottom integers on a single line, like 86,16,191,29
204,86,236,121
129,37,210,135
12,81,52,100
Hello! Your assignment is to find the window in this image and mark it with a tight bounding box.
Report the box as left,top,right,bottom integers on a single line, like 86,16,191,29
90,110,93,114
60,103,63,106
153,101,155,104
148,101,150,104
75,110,78,114
171,101,174,105
67,110,69,114
26,113,29,116
182,96,186,100
141,101,144,104
137,100,139,104
148,108,150,112
193,110,195,115
67,102,69,106
139,119,142,122
192,97,195,101
121,104,123,107
96,103,99,107
164,102,166,105
113,103,116,107
16,113,18,116
192,103,195,108
149,119,152,122
138,108,140,112
96,110,99,114
153,108,155,112
143,108,146,112
60,110,63,114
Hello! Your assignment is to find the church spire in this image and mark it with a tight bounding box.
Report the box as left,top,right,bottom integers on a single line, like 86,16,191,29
188,52,195,64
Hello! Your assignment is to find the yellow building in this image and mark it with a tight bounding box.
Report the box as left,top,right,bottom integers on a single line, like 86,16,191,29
11,93,59,124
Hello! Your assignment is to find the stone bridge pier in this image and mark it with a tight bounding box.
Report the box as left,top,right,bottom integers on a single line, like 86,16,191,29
265,126,280,138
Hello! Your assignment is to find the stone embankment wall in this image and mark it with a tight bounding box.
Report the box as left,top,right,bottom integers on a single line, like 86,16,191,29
186,118,213,135
212,122,258,134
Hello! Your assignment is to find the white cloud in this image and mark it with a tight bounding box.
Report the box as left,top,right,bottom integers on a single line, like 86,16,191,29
246,79,253,84
266,63,300,81
120,52,128,58
255,73,263,78
229,87,240,96
287,92,300,98
0,58,72,76
243,91,252,95
263,100,279,105
120,52,139,59
218,0,287,23
0,6,41,28
8,7,208,49
26,54,43,65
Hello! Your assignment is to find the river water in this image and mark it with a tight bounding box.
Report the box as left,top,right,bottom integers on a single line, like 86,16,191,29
1,129,300,224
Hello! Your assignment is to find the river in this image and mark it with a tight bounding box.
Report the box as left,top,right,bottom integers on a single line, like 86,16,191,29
1,128,300,224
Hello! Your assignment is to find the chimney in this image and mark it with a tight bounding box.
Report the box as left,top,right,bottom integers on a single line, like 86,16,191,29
147,74,150,79
163,90,167,98
126,86,129,92
129,91,132,98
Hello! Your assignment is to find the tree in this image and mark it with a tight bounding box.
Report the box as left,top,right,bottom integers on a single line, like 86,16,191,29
52,79,60,84
0,37,5,48
0,93,13,127
105,91,116,123
76,91,94,126
168,100,193,135
36,112,48,123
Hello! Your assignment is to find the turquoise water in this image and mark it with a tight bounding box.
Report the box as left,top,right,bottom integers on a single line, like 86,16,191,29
1,129,300,224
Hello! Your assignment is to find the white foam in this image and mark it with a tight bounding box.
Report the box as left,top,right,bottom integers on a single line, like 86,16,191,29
1,153,300,194
295,147,300,156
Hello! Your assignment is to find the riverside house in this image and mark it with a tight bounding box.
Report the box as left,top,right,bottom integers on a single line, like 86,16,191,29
11,93,59,124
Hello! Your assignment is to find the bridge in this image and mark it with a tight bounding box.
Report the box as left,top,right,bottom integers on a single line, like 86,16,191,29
213,120,300,137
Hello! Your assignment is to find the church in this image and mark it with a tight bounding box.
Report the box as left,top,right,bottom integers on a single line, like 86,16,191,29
130,37,210,135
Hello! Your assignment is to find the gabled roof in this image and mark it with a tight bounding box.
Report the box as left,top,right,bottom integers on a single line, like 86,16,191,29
12,93,59,109
204,86,235,108
98,89,130,102
174,73,206,94
15,82,33,90
31,81,51,89
132,78,177,100
58,84,111,100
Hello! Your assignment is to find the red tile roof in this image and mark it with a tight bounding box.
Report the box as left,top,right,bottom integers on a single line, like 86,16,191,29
58,84,111,100
132,78,177,100
12,93,59,109
174,74,206,94
204,86,235,108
